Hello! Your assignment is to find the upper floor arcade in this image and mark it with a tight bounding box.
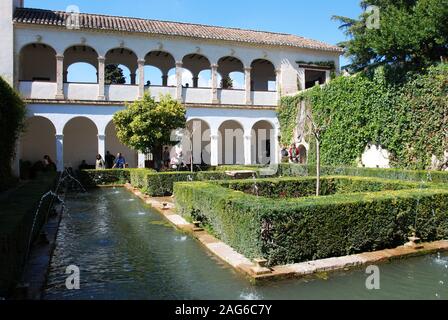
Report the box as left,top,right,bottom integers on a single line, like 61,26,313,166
10,7,343,107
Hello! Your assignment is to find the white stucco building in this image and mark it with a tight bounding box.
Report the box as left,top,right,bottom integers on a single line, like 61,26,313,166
1,0,343,172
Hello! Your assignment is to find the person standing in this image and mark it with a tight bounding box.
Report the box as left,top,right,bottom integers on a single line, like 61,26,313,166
105,151,115,169
163,147,171,169
43,155,57,171
289,143,300,163
96,154,106,170
112,153,126,169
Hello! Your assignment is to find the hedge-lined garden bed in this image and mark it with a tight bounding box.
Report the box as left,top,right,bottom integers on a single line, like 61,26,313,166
174,176,448,266
0,172,57,297
220,176,423,198
81,168,259,196
80,164,448,198
79,169,134,187
276,164,448,184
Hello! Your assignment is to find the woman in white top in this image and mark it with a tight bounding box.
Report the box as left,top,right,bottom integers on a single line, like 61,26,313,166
96,154,106,170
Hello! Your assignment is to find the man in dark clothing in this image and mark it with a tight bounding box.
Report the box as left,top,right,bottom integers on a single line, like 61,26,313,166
163,147,171,169
105,151,115,169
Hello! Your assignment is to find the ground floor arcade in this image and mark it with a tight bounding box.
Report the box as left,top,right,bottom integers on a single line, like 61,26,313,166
17,103,280,171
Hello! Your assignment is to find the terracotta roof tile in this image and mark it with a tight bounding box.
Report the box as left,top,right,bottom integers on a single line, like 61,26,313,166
14,7,344,53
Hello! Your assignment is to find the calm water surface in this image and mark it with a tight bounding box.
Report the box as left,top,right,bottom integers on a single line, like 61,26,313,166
44,188,448,300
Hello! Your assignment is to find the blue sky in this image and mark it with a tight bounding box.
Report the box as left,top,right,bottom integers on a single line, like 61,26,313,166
26,0,363,82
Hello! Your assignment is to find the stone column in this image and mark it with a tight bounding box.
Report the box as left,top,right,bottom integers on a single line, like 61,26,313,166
244,67,252,105
175,61,183,101
97,56,106,100
192,75,199,88
276,68,282,101
244,132,253,165
211,64,219,104
13,53,20,90
55,54,65,99
98,134,106,161
138,152,146,169
325,70,331,84
162,74,169,87
210,133,219,166
298,67,306,91
55,134,64,172
272,127,280,164
130,73,136,85
137,59,145,99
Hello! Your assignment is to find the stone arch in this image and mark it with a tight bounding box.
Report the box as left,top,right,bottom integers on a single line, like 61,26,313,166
144,51,176,86
19,43,57,82
218,120,245,165
64,45,99,83
20,116,56,164
297,144,307,164
182,54,212,88
63,116,98,169
218,56,244,89
183,119,211,165
105,48,138,84
250,59,276,91
251,120,275,165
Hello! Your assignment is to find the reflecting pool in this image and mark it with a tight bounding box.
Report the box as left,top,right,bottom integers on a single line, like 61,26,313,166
44,188,448,300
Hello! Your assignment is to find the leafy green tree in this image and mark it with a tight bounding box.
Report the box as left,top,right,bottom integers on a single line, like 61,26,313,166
113,93,187,166
105,64,126,84
334,0,448,72
0,77,26,187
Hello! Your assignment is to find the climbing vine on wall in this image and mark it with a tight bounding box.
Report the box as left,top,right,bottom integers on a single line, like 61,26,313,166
277,64,448,169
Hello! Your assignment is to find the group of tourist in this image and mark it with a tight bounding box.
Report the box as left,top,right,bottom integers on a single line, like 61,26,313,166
281,143,303,163
95,152,127,170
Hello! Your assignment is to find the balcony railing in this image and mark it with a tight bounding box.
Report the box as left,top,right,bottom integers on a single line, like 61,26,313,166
19,81,277,106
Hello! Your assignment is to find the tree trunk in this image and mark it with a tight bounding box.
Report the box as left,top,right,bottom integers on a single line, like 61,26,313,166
153,144,163,171
316,138,321,196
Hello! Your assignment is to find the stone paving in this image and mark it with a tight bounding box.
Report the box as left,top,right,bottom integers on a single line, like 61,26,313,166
125,183,448,281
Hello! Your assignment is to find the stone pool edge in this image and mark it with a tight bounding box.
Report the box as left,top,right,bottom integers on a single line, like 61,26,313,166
123,183,448,282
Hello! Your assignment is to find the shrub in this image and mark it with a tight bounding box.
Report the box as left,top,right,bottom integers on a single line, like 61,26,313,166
0,77,26,191
174,176,448,266
219,176,423,198
140,172,196,196
79,169,133,187
277,164,448,184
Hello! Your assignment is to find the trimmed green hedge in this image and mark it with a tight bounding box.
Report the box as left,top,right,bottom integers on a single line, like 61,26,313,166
79,169,133,187
82,167,259,196
0,172,57,297
137,172,196,196
174,176,448,266
276,164,448,184
220,176,423,198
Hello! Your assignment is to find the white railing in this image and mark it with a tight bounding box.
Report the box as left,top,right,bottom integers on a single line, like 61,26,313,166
19,81,56,99
219,89,245,105
65,83,98,100
19,81,278,106
252,91,277,106
148,86,177,101
106,84,139,101
183,87,212,104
